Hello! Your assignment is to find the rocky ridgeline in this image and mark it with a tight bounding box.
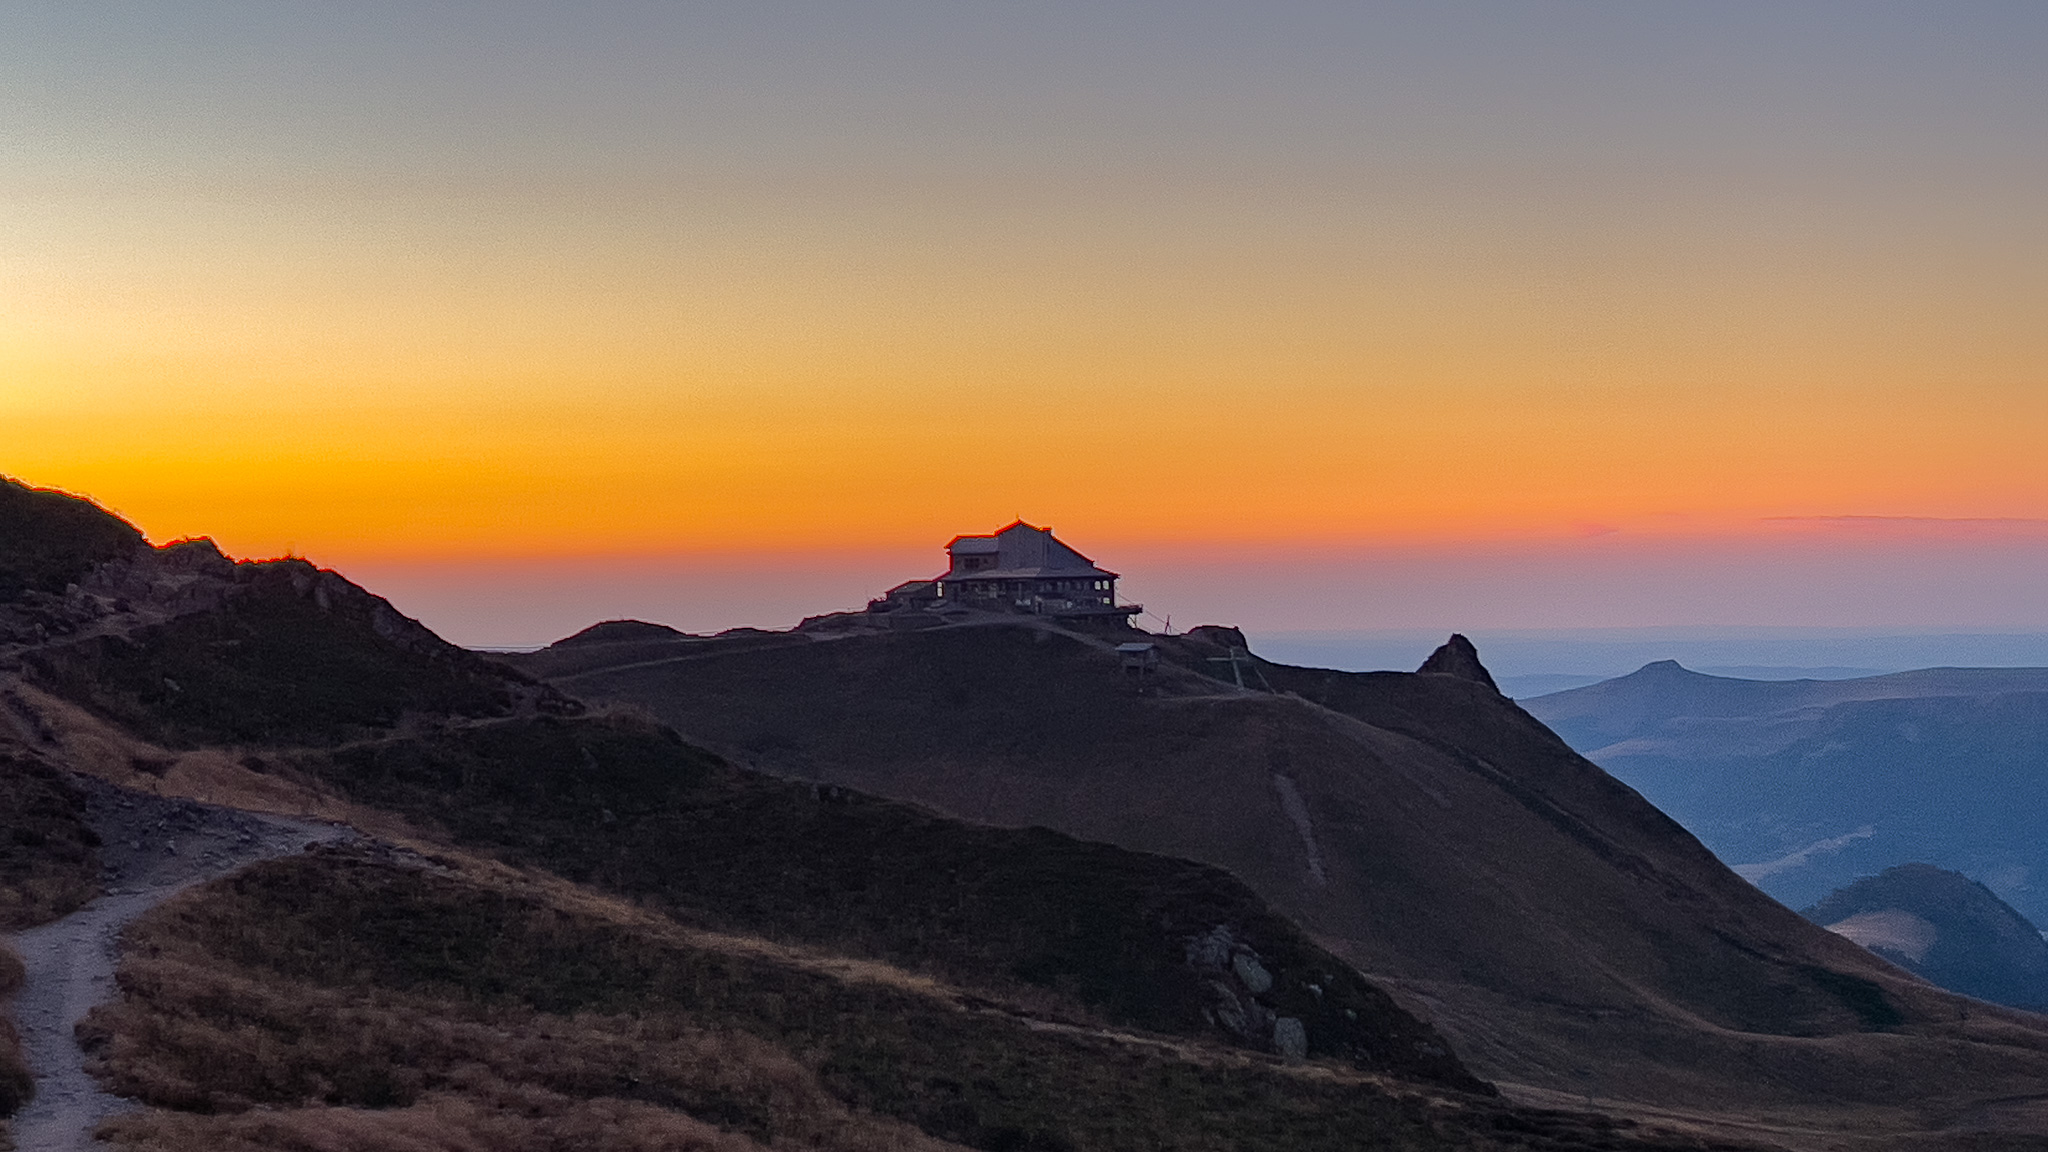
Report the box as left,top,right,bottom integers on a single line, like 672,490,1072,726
1,537,235,651
0,533,456,662
3,482,579,751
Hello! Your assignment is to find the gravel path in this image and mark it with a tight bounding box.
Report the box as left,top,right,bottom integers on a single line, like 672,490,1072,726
2,778,352,1152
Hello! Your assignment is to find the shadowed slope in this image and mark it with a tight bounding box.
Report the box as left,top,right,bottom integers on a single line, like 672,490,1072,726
1,478,575,751
4,488,1611,1152
0,751,99,930
269,712,1477,1087
83,843,1712,1152
514,619,2048,1119
21,550,576,749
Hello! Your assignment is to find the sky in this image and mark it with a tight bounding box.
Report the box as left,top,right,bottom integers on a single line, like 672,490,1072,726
5,2,2046,647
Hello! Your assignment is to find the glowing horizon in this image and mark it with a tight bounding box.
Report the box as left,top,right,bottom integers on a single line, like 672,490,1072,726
6,3,2046,633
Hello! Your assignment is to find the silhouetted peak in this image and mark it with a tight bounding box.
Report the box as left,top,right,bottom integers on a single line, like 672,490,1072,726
1417,634,1499,692
554,619,690,648
0,476,149,598
1635,659,1691,676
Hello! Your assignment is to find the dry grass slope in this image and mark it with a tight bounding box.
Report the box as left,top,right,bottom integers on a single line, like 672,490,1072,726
100,1096,769,1152
0,751,100,930
84,846,1713,1152
275,713,1476,1087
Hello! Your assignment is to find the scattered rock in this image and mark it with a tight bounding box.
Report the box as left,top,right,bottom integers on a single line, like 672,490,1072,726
1232,951,1274,994
1274,1017,1308,1061
1186,925,1292,1055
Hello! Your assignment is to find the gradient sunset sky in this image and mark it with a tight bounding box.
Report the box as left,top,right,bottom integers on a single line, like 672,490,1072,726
6,2,2046,647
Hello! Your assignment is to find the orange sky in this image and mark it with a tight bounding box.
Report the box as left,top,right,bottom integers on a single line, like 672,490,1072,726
9,205,2042,564
5,4,2046,639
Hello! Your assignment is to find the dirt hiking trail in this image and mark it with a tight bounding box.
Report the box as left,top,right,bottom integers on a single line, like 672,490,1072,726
3,776,352,1152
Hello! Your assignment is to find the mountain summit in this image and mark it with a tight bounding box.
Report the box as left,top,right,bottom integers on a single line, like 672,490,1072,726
1416,633,1500,691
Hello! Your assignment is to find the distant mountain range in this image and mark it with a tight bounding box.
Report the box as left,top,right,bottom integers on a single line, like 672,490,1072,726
1496,668,1894,699
1521,661,2048,928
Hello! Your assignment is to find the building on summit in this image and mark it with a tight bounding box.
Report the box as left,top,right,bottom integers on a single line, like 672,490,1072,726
870,520,1140,626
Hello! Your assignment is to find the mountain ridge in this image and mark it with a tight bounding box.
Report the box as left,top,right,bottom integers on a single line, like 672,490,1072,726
15,479,1714,1152
12,476,2048,1148
509,613,2048,1132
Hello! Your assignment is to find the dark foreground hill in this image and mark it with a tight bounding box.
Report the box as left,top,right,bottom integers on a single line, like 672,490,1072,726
0,475,1715,1152
513,616,2048,1141
1805,864,2048,1011
1519,661,2048,924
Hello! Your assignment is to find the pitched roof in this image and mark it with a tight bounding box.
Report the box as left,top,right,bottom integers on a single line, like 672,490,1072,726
940,564,1118,582
941,521,1117,581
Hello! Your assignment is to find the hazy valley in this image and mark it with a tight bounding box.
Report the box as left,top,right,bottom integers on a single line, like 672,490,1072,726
1521,662,2048,1005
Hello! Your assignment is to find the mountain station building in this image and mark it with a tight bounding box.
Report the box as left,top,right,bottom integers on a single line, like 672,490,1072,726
870,521,1140,625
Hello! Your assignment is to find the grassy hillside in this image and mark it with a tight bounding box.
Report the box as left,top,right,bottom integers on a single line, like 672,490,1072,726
513,619,2048,1114
85,844,1689,1152
1230,644,1903,1036
274,713,1476,1087
0,751,100,930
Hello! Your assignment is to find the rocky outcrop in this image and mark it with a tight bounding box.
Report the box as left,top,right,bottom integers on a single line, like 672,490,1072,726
1416,634,1499,692
1185,625,1251,652
1186,926,1305,1060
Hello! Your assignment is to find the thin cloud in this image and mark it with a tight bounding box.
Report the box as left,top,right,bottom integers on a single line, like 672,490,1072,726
1766,515,2048,529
